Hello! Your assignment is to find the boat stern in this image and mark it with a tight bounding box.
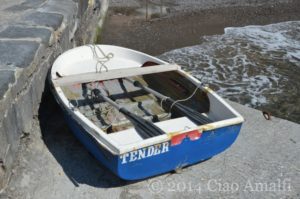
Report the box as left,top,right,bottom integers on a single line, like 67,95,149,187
116,123,242,180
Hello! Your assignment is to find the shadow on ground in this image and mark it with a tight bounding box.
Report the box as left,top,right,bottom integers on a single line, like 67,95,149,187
38,83,128,188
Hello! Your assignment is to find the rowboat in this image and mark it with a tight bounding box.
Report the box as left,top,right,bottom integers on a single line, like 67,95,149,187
50,45,244,180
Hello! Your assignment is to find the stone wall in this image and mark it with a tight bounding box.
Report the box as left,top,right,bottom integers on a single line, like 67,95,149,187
0,0,108,190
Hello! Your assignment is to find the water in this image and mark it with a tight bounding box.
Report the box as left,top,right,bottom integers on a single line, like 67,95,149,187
159,21,300,123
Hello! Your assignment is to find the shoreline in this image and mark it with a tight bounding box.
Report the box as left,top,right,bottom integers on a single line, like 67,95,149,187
101,0,300,55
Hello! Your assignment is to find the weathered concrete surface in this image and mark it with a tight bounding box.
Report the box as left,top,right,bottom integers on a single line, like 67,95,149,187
0,0,109,191
1,88,299,198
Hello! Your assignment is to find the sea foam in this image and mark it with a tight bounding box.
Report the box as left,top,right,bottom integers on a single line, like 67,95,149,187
159,21,300,122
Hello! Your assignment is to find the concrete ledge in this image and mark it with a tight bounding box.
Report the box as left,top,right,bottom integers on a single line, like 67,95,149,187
0,0,109,190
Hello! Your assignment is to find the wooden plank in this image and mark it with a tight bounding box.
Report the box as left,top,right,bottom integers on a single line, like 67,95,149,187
53,64,180,86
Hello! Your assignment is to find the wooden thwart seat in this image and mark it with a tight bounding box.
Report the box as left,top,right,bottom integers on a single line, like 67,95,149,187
53,64,181,87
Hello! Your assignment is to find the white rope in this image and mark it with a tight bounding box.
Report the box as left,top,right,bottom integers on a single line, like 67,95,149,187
83,45,116,131
160,96,170,109
88,45,114,73
158,96,171,119
169,84,202,112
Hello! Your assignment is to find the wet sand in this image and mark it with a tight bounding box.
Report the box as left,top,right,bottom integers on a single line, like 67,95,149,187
101,0,300,55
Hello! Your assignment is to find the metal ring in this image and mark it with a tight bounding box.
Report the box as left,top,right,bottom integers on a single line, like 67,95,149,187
262,111,271,120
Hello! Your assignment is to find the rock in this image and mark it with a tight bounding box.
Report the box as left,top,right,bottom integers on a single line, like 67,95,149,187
37,0,77,23
0,40,39,68
0,26,52,45
0,70,15,100
5,0,46,11
24,12,63,30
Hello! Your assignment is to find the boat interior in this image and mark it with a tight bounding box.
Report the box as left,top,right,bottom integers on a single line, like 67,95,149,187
60,70,211,134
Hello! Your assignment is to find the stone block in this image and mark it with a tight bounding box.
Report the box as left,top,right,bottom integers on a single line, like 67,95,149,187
38,0,77,23
24,12,63,30
0,70,15,101
0,104,20,187
0,26,52,45
0,40,39,68
3,104,20,154
5,0,47,11
0,123,8,159
14,91,33,134
20,0,47,8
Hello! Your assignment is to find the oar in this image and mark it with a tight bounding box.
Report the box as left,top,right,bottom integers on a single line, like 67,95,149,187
92,89,165,139
124,78,213,125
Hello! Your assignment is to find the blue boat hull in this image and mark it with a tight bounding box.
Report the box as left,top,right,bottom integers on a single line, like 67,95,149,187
64,112,242,180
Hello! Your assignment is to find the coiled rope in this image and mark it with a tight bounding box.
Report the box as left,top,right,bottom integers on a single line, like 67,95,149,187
88,44,114,73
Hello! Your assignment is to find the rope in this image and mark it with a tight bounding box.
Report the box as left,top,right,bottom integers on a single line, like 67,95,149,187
157,96,170,119
160,96,170,109
82,45,116,131
88,45,114,73
169,84,202,112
